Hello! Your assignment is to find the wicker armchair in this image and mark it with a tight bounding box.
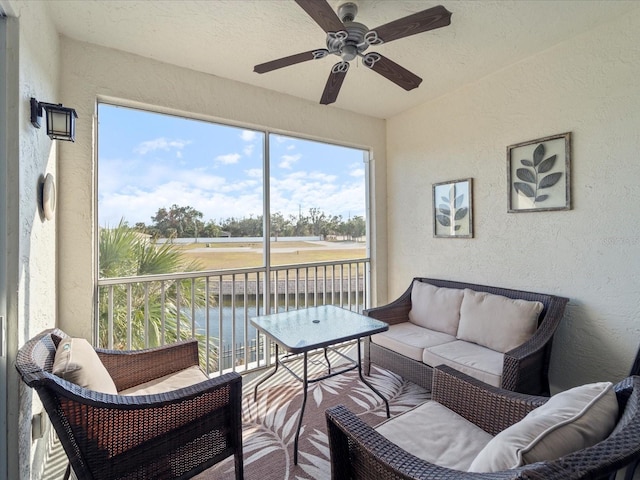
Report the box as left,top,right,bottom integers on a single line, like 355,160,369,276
326,365,640,480
363,277,569,395
16,328,243,480
622,342,640,480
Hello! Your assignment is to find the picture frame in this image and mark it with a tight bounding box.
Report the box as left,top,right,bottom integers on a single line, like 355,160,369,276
433,178,473,238
507,132,571,212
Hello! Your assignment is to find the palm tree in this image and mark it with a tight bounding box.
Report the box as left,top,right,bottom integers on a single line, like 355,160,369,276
98,220,218,371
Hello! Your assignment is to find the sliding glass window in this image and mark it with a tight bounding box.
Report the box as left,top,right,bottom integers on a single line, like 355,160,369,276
97,103,369,371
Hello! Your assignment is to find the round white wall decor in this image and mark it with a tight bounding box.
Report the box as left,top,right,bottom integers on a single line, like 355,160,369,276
41,173,56,221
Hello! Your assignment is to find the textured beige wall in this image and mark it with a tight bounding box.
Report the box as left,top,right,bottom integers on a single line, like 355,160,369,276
57,38,388,339
386,9,640,392
7,1,61,478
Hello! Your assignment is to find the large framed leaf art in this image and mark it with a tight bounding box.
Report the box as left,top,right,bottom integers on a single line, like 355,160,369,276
433,178,473,238
507,132,571,212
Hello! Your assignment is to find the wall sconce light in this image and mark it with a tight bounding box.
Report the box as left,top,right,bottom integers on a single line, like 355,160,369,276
30,97,78,142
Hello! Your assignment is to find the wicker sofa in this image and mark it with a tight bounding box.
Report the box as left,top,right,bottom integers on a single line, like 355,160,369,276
363,278,569,395
326,365,640,480
15,328,243,480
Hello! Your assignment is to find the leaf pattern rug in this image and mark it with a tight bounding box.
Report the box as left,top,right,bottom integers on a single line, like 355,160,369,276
195,360,429,480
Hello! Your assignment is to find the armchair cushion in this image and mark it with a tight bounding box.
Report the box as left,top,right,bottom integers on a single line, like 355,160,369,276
53,337,118,394
119,365,209,396
457,289,543,353
468,381,618,472
408,281,464,335
375,400,493,470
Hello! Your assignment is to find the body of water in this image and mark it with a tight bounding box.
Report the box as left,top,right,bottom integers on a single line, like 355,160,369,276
193,294,365,367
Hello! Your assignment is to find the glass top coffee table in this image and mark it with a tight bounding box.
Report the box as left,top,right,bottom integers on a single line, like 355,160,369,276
251,305,389,464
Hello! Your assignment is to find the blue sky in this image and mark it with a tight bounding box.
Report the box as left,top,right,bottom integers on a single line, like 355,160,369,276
98,104,366,227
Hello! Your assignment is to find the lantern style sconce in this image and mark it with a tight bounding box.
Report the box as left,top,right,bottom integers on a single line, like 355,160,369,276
30,97,78,142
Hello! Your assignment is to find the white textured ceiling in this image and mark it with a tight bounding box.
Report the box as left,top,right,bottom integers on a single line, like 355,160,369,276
36,0,640,119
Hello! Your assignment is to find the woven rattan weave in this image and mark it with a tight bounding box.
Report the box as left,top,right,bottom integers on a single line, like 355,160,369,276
326,365,640,480
363,277,569,395
16,328,244,480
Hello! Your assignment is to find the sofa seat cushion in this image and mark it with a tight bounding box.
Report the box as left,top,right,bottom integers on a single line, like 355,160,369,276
468,381,618,472
457,289,543,353
423,340,504,387
408,281,464,336
119,365,208,396
371,323,457,362
376,400,493,470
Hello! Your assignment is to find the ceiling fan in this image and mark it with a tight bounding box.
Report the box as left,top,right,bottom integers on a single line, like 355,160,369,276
254,0,452,105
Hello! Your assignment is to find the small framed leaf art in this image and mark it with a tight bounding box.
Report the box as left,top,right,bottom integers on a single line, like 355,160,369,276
507,132,571,212
433,178,473,238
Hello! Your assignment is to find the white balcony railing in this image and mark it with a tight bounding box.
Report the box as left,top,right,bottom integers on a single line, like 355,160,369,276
96,258,370,376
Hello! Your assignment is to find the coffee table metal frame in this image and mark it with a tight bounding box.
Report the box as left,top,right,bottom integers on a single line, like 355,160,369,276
251,305,390,465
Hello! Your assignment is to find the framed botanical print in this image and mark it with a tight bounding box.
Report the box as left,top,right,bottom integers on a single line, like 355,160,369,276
433,178,473,238
507,132,571,212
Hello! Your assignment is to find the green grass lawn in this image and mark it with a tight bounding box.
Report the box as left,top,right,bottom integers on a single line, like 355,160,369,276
178,242,366,270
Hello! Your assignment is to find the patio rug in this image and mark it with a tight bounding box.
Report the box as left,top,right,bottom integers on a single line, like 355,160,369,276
195,361,429,480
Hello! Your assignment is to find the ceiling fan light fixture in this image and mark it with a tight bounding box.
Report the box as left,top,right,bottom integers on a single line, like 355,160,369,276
341,44,358,62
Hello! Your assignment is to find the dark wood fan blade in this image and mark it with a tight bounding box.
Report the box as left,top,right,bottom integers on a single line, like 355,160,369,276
254,49,328,74
320,62,349,105
295,0,345,33
364,54,422,91
369,5,451,44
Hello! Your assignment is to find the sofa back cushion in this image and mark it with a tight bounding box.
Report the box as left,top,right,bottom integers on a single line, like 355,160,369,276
53,338,118,394
408,281,464,336
456,289,543,353
468,381,618,472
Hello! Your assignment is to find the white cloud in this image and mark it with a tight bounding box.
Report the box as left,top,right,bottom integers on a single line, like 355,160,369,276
100,138,366,227
246,168,262,178
308,171,337,182
240,130,258,142
279,154,301,169
100,172,365,227
243,144,255,156
134,137,190,155
267,168,364,220
177,170,227,190
99,176,264,226
218,179,260,193
215,153,241,165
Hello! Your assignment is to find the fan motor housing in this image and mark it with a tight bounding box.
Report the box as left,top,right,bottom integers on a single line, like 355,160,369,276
326,21,369,61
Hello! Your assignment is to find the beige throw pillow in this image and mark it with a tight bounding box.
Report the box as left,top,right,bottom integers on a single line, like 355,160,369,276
53,338,118,394
468,381,618,472
408,281,464,336
456,289,543,353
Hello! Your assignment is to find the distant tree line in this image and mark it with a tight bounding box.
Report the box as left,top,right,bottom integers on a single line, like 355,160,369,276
128,204,366,240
